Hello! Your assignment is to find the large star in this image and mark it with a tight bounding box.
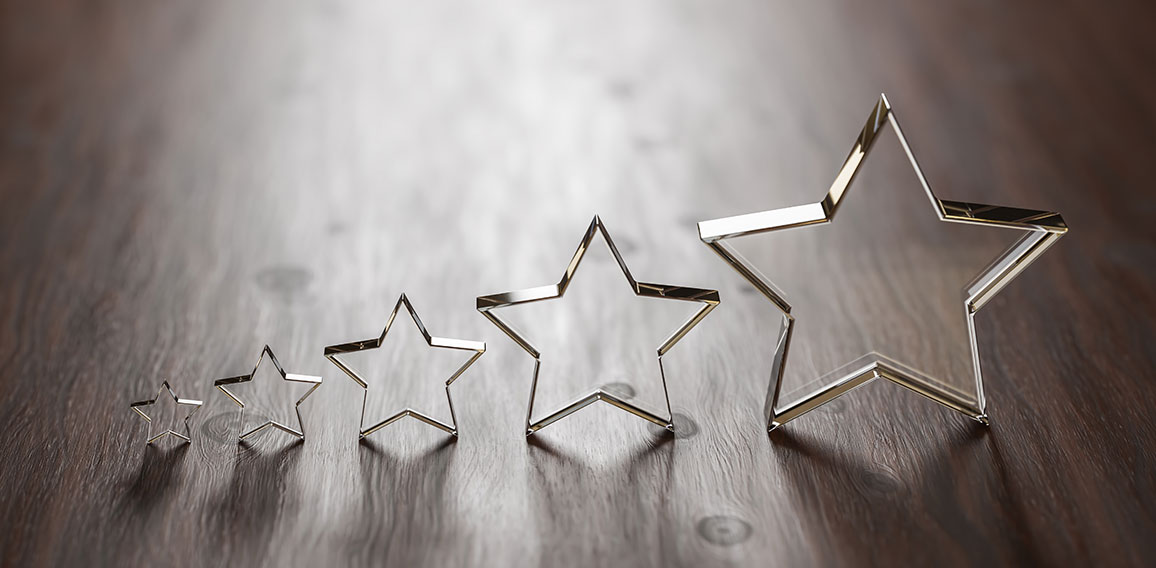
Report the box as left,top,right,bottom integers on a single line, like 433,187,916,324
324,294,485,439
698,94,1067,432
214,346,322,441
478,215,720,436
130,380,203,445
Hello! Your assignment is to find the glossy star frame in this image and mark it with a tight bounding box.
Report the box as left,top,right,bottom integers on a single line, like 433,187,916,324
324,294,485,439
697,94,1067,431
214,345,322,441
130,380,203,445
478,215,720,436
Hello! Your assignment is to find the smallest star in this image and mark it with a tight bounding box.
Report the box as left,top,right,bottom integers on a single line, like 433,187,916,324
130,380,203,445
215,345,323,442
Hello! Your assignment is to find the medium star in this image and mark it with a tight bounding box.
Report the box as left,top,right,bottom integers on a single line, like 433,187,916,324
477,215,720,436
130,380,203,445
698,94,1067,432
214,345,322,441
325,294,485,439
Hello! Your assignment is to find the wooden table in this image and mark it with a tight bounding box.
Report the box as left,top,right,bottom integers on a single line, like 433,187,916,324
2,0,1154,565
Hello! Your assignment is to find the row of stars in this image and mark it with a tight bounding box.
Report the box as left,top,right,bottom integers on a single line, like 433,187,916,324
131,94,1066,446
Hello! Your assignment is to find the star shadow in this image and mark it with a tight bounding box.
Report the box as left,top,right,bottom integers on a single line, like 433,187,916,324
343,434,460,565
769,418,1046,566
526,430,676,565
118,443,190,517
526,427,674,458
206,438,304,564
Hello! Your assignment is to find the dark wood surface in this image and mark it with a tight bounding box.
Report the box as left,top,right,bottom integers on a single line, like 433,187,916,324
2,1,1155,566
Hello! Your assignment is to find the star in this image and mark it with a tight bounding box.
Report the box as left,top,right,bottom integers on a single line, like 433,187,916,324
477,215,720,436
130,380,203,445
325,294,485,439
214,345,322,441
697,94,1067,432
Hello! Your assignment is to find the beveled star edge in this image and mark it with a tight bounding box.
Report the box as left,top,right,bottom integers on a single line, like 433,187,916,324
696,93,1068,432
130,380,203,445
477,215,721,436
214,345,323,441
324,294,485,439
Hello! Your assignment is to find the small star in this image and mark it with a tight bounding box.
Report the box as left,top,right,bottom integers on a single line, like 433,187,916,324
477,215,720,436
214,346,322,441
130,380,203,445
697,94,1067,431
325,294,485,439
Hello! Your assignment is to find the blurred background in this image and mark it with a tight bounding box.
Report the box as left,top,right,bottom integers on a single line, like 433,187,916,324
1,0,1154,566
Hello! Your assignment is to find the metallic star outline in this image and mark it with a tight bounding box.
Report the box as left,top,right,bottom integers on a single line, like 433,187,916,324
477,215,721,436
130,380,203,445
698,94,1067,432
214,345,322,441
324,294,486,439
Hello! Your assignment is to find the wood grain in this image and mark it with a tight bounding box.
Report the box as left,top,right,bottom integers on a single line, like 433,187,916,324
1,0,1154,566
